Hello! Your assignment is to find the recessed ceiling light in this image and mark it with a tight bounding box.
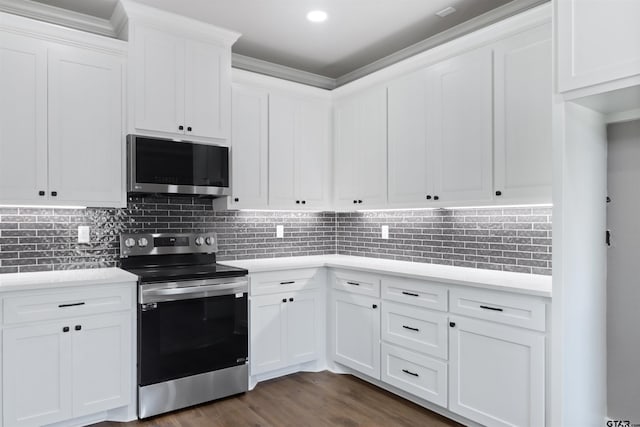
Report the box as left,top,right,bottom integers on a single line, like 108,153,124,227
436,6,457,17
306,10,328,23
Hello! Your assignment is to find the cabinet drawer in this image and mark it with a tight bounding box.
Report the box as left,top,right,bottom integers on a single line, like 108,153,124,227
449,288,546,332
381,277,447,311
382,301,448,359
250,269,320,296
4,284,133,324
332,269,380,297
381,343,447,407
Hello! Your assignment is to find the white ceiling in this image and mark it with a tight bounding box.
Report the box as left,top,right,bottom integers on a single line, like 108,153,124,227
32,0,532,79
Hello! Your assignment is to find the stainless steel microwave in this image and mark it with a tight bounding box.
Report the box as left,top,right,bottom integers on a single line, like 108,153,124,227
127,135,230,197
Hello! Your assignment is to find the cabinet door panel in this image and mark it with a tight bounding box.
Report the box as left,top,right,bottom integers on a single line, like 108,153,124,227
3,322,72,427
0,33,48,202
333,99,360,206
48,46,124,206
185,39,229,140
429,48,493,204
250,295,287,375
134,26,185,135
449,316,545,427
268,94,297,207
230,85,268,208
388,70,430,205
286,291,319,365
357,87,388,206
72,312,131,417
494,24,552,203
332,291,380,379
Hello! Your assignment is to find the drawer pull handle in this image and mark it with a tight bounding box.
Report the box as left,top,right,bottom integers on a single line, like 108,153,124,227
402,369,419,377
280,281,295,285
401,291,419,297
480,305,503,312
58,302,85,308
346,281,360,286
402,325,419,332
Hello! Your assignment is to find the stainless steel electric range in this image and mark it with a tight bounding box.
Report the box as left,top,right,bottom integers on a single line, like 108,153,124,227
119,232,249,419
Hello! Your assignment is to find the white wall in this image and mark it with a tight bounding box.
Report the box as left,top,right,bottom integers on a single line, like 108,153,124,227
552,102,608,426
606,119,640,422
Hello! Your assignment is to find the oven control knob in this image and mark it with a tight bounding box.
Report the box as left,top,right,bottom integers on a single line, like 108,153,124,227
205,237,213,246
137,237,148,248
195,236,204,246
124,238,136,248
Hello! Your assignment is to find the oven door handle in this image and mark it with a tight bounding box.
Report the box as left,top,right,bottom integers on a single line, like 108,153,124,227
140,281,248,304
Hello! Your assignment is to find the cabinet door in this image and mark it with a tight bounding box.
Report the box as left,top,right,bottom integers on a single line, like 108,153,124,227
72,312,131,417
230,85,268,209
387,70,430,205
250,294,287,375
48,46,124,207
557,0,640,92
286,291,320,366
449,316,545,427
331,291,380,379
185,39,230,140
3,322,72,427
268,94,297,208
494,24,552,203
133,25,185,136
295,98,331,209
333,98,360,207
0,33,48,203
356,87,388,207
429,48,493,204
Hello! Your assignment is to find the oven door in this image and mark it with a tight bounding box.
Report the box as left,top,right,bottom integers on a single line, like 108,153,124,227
138,278,248,387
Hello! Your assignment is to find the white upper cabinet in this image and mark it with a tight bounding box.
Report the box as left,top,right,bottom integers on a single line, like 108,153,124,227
556,0,640,94
0,32,48,203
48,45,124,206
428,47,494,205
129,16,238,142
387,69,431,206
0,14,126,208
493,24,552,204
268,92,331,209
334,86,387,209
230,84,269,209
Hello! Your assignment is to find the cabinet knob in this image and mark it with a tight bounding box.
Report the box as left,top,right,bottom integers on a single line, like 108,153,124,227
187,126,192,132
449,322,456,328
372,304,378,309
178,125,184,131
75,325,82,331
39,190,45,196
426,195,432,200
433,195,439,201
301,200,306,205
51,191,57,197
289,297,294,302
296,200,300,204
234,197,239,202
282,298,287,303
495,190,502,196
358,200,363,204
353,200,357,204
62,326,69,333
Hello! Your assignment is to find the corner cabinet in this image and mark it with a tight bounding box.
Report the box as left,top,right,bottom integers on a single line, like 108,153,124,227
0,15,126,208
131,24,237,142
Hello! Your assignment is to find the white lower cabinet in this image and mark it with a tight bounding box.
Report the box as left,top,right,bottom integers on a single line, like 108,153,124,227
331,291,380,379
381,343,447,407
250,290,321,376
3,312,131,427
448,315,545,427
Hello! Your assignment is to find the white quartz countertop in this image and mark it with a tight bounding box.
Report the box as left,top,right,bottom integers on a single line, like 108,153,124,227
0,268,138,293
222,255,552,298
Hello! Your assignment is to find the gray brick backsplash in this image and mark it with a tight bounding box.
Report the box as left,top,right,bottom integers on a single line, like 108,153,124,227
0,198,551,276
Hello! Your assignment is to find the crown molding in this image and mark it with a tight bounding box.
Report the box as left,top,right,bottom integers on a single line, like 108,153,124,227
0,0,117,38
232,54,336,90
335,0,550,87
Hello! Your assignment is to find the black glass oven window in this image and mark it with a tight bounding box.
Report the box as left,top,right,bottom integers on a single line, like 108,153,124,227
138,294,248,386
135,138,229,187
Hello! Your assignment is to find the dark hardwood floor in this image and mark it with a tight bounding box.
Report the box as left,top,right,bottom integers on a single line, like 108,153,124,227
93,371,463,427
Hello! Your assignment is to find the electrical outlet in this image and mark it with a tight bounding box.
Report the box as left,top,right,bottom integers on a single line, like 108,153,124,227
381,225,389,239
276,225,284,238
77,226,90,243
